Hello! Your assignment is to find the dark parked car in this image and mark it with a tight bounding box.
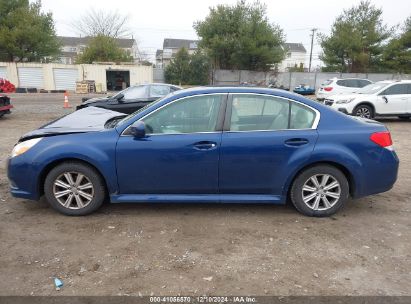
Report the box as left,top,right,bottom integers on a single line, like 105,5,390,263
77,83,181,114
8,87,398,217
0,95,13,118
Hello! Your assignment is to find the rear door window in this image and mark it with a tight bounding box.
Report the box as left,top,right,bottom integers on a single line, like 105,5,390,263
229,94,317,131
230,95,290,131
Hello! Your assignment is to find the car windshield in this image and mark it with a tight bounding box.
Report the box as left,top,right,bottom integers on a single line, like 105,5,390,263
357,83,390,94
115,92,176,127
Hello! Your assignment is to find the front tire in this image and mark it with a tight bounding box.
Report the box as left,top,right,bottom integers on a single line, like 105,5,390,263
290,165,349,217
44,161,106,215
353,105,374,119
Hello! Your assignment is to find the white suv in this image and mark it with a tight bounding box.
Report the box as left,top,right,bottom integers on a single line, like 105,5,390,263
316,78,373,101
324,80,411,119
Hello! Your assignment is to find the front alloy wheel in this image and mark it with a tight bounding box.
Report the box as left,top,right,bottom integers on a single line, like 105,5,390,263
53,172,95,209
44,161,106,215
354,105,373,119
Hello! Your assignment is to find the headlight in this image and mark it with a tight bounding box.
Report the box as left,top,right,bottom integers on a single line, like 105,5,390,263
11,138,42,158
336,98,355,104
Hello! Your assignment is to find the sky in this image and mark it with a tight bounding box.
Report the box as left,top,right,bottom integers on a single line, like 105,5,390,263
40,0,410,68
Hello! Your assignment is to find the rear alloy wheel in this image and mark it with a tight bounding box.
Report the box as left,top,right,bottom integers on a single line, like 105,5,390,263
290,165,349,217
44,162,106,215
354,105,373,119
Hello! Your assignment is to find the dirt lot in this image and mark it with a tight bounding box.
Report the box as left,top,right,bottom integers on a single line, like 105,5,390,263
0,93,410,296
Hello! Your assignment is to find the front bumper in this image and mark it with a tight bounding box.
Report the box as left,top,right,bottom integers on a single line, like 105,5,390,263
0,104,13,112
7,156,41,201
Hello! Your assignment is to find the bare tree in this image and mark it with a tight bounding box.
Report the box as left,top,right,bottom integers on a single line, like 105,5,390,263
73,9,131,38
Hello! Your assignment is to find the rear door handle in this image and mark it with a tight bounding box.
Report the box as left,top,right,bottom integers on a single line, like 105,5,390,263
193,141,217,150
284,138,309,147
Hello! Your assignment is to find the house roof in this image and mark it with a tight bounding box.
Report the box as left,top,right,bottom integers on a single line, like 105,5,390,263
58,36,135,48
284,43,306,53
163,38,199,49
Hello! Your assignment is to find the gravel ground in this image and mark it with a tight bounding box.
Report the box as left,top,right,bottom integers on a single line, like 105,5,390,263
0,93,410,296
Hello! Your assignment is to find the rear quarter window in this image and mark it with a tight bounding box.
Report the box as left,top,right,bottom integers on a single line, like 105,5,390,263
290,103,316,129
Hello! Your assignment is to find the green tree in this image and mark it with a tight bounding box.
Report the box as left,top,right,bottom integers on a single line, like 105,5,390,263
382,16,411,73
0,0,60,62
187,51,210,85
194,0,285,71
165,48,211,85
319,0,391,73
164,48,191,85
76,35,133,64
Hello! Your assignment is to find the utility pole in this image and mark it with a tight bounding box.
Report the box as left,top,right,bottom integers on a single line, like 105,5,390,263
309,28,317,72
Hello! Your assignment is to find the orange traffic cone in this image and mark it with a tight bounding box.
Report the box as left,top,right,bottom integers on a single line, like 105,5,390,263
63,91,72,108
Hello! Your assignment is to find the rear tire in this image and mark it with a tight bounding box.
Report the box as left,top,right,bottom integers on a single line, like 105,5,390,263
354,105,374,119
290,165,349,217
44,161,106,216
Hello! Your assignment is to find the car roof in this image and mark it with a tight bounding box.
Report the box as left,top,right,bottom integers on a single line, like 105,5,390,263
132,83,181,87
169,86,319,106
375,80,411,84
329,77,371,81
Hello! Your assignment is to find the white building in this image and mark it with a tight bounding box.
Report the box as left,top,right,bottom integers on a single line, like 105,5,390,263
57,36,140,64
278,43,307,72
156,38,199,68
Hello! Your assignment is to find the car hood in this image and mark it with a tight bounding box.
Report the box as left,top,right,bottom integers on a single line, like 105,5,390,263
20,106,126,141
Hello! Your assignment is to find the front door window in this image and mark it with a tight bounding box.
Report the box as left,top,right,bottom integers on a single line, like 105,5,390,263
143,94,223,134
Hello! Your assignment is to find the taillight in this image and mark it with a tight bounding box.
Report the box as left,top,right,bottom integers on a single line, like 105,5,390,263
370,131,393,148
324,87,333,92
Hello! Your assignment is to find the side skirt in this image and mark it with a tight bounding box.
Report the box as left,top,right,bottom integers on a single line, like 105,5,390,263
110,194,284,204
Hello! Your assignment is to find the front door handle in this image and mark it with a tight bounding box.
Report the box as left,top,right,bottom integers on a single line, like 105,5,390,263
193,141,217,150
284,138,309,147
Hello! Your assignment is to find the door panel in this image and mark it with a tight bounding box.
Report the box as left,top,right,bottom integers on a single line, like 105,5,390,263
377,84,408,114
219,130,318,194
116,133,221,194
116,93,226,194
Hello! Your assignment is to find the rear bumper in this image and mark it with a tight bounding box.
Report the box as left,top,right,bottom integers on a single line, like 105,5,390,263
316,91,329,100
354,149,399,198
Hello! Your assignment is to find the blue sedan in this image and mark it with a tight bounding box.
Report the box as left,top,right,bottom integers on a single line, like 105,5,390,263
7,87,399,216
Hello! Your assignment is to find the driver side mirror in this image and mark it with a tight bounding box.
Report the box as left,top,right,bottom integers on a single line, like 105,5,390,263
129,121,146,138
382,96,388,103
